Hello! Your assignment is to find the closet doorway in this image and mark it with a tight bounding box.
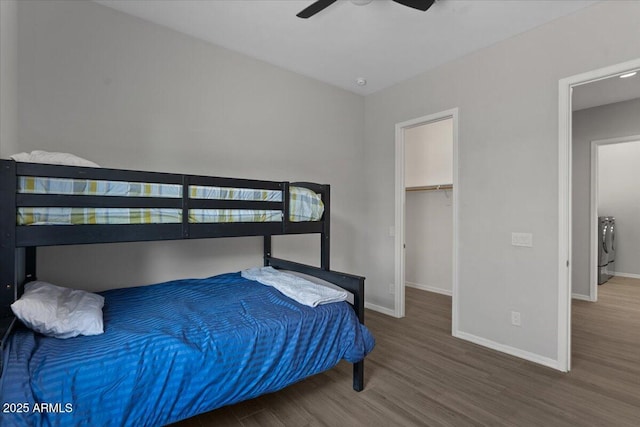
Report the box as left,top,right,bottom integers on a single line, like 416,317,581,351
394,109,459,332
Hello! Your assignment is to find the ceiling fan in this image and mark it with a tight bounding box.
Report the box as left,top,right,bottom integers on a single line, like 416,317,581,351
297,0,435,19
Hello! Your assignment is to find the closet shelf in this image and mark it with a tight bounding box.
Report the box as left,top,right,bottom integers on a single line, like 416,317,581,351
406,184,453,192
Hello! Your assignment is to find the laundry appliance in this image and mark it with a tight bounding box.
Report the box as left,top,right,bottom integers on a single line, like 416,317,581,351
597,216,616,285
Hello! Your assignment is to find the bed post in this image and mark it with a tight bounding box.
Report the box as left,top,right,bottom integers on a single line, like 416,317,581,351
321,185,330,271
25,247,37,283
1,160,18,371
353,361,364,392
263,235,271,267
181,175,190,239
315,185,363,390
353,274,364,391
0,160,16,318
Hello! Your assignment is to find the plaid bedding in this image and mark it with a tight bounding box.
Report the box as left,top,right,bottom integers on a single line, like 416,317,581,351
17,176,182,198
17,177,323,225
190,185,282,201
17,208,183,225
189,209,282,223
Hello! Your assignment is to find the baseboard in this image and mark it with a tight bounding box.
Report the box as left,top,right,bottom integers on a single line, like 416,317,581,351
611,271,640,280
571,293,592,301
364,301,396,317
406,281,452,296
453,329,562,371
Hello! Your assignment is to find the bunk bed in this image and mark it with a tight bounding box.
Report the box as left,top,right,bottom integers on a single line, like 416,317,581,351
0,159,373,426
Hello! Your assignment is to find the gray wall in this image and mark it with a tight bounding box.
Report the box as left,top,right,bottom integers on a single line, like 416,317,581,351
405,190,452,294
363,1,640,362
572,98,640,296
0,0,18,155
11,0,365,291
599,140,640,277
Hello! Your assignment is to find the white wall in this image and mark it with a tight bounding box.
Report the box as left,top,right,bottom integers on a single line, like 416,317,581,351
404,118,453,188
405,190,452,294
363,1,640,364
572,98,640,296
0,0,18,155
12,0,365,291
598,140,640,277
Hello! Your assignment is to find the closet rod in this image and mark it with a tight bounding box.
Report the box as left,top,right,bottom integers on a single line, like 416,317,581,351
405,184,453,192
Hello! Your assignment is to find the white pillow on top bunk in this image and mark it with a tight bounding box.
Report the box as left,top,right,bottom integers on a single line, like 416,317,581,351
11,281,105,339
10,150,100,167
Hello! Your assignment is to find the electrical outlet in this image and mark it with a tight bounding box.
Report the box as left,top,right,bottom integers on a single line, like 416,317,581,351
389,283,395,294
511,311,521,327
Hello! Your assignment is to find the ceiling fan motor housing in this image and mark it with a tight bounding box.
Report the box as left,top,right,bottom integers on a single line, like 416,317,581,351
297,0,435,19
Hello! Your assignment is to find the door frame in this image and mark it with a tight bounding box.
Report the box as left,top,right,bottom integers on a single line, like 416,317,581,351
558,58,640,372
590,135,640,301
394,108,459,329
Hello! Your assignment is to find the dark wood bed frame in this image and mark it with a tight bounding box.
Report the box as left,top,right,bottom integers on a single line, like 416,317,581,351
0,159,365,392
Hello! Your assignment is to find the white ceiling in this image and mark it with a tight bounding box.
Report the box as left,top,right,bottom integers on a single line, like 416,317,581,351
573,72,640,111
94,0,599,95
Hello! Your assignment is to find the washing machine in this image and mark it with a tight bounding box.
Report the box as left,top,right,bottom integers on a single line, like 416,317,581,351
606,216,615,278
598,216,615,285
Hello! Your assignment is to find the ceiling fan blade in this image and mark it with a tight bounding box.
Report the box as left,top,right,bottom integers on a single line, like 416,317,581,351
297,0,338,19
392,0,435,12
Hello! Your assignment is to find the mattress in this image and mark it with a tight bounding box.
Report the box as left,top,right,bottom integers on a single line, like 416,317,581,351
16,176,324,225
0,273,374,427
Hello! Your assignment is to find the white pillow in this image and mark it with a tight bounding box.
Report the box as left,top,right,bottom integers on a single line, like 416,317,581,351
10,150,100,167
11,281,105,339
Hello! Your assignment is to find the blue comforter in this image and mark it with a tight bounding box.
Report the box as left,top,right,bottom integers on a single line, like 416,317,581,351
0,273,374,426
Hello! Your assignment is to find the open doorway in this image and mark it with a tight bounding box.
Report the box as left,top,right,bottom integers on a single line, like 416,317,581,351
559,58,640,372
405,119,453,299
589,136,640,299
572,135,640,376
394,108,459,333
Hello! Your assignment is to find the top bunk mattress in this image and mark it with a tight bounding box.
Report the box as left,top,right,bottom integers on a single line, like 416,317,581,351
17,176,324,225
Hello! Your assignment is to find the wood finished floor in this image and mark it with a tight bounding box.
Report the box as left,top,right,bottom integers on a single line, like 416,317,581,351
174,276,640,426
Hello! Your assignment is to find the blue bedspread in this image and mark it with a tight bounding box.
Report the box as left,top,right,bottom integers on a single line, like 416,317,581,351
0,273,374,426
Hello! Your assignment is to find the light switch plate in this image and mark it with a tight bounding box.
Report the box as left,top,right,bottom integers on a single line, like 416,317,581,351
512,232,533,247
